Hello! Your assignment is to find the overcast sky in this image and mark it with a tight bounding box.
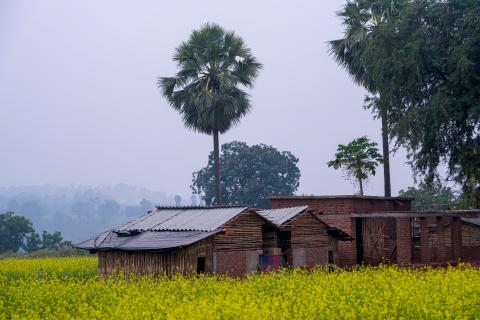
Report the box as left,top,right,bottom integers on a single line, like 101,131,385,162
0,0,415,199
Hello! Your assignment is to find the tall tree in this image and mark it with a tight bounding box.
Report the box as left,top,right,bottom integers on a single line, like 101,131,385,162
362,0,480,207
192,141,300,208
329,0,404,197
0,212,34,253
158,23,262,205
327,136,383,195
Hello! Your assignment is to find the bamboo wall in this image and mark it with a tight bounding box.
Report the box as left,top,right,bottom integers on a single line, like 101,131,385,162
281,212,338,265
285,212,331,249
97,238,213,276
213,210,266,251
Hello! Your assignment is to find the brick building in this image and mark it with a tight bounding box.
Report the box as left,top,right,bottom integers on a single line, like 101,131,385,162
270,196,480,267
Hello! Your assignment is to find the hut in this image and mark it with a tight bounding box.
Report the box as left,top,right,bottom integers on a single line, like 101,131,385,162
77,206,271,276
258,206,352,269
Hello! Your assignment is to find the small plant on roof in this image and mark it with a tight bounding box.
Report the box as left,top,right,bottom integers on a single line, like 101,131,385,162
327,136,383,195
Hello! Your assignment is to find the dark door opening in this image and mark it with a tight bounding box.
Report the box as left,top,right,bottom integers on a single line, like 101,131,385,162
328,250,334,264
355,217,364,264
197,257,206,274
277,231,291,250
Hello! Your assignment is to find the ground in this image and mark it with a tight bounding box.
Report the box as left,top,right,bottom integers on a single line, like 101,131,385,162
1,256,480,319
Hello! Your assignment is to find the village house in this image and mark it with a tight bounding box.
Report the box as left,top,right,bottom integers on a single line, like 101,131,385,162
77,206,269,276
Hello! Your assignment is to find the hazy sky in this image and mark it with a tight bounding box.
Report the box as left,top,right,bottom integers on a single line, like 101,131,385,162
0,0,414,199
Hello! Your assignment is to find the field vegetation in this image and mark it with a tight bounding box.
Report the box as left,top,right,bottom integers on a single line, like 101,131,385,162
1,256,480,319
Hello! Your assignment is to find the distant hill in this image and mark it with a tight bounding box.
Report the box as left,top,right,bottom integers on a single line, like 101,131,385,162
0,184,195,242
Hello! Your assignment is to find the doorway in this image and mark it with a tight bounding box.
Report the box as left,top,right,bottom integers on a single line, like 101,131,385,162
196,257,206,274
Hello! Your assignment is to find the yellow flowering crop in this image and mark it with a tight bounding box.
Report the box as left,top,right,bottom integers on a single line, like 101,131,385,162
1,256,479,319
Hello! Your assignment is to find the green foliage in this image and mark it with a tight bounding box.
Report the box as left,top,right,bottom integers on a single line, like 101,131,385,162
328,0,405,196
0,212,34,253
327,136,383,195
356,0,480,204
191,141,300,208
0,212,71,254
398,182,457,211
158,23,262,135
158,23,262,204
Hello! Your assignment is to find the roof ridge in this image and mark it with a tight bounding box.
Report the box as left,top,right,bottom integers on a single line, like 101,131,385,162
154,205,247,210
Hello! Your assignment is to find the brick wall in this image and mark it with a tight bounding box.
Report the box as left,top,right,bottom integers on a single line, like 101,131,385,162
462,222,480,261
214,251,247,276
396,217,412,264
270,196,412,267
305,247,329,267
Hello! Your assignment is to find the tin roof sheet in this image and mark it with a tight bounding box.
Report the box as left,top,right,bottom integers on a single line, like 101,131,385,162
463,217,480,227
76,230,217,251
258,206,308,226
119,206,249,232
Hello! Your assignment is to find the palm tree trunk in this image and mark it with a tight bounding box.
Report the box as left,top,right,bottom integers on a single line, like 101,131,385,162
359,178,364,196
381,111,391,197
213,130,221,206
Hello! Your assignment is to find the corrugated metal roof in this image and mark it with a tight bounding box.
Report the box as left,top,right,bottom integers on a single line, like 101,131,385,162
463,217,480,227
76,230,217,251
258,206,308,226
118,206,248,232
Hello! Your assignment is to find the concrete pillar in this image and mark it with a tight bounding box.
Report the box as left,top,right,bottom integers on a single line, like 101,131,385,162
451,217,463,262
396,217,412,265
420,217,431,263
436,216,446,263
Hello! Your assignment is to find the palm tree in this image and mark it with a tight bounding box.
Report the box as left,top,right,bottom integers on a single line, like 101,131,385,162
158,23,262,205
328,0,403,197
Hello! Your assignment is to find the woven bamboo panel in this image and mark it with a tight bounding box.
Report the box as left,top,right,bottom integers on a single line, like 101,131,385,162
213,211,265,251
98,237,213,276
287,212,330,248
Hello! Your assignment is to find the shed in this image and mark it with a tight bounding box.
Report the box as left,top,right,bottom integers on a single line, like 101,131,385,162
77,206,271,276
258,206,352,268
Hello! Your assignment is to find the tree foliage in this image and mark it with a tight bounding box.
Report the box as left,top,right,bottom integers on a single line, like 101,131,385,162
191,141,300,208
328,0,405,196
0,212,70,254
0,212,34,253
357,0,480,206
398,182,457,211
158,23,262,205
327,136,383,195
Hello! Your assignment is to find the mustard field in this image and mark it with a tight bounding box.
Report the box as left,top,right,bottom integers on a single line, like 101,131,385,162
1,257,480,319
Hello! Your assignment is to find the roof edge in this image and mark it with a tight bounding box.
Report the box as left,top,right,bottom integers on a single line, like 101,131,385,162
154,205,249,210
269,195,414,201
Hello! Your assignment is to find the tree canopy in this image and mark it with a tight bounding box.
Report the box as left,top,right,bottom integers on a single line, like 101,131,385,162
0,211,71,254
191,141,300,208
398,182,458,211
0,212,34,253
158,23,262,205
327,136,383,195
328,0,404,197
356,0,480,205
